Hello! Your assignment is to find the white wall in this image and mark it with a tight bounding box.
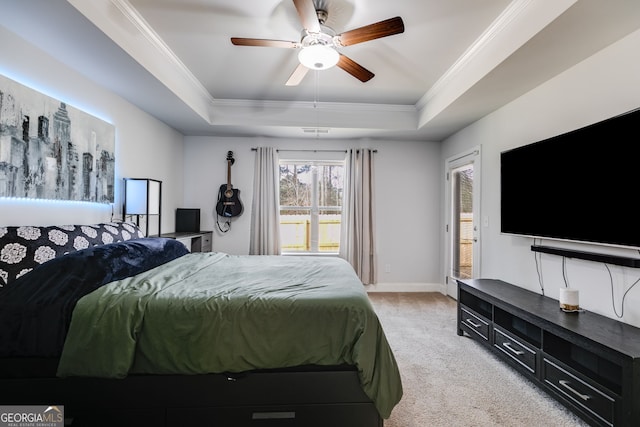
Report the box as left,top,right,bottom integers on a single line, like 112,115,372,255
0,22,443,289
0,26,184,231
441,29,640,327
183,136,442,286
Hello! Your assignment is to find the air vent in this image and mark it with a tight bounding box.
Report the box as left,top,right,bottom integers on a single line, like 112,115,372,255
302,128,329,134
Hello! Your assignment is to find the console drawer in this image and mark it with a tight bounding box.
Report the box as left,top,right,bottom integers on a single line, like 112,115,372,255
493,328,537,374
543,358,616,426
460,306,490,341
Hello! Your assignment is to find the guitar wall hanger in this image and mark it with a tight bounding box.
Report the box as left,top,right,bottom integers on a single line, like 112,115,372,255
215,151,243,232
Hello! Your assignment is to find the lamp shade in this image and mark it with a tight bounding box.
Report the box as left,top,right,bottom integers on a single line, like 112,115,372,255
123,178,162,236
124,179,161,215
298,44,339,70
125,180,149,214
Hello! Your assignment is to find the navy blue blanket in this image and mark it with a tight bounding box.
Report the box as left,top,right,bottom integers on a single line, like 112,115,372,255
0,238,189,357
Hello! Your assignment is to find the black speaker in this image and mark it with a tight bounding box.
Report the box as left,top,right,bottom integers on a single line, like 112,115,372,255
176,208,200,232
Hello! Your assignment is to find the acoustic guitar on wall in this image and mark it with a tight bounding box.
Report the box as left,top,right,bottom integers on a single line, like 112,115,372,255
215,151,243,218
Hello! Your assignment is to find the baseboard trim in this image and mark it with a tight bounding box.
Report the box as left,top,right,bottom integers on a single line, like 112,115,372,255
365,282,446,293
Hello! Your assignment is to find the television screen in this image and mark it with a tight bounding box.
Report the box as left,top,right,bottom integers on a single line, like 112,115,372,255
176,208,201,233
500,108,640,249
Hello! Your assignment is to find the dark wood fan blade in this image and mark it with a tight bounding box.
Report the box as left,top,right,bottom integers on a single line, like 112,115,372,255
336,16,404,46
337,54,374,82
231,37,300,48
285,63,310,86
293,0,321,33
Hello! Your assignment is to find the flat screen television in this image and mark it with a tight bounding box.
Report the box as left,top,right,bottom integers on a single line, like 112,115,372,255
500,107,640,249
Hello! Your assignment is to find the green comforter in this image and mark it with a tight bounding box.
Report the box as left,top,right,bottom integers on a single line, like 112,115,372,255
57,252,402,418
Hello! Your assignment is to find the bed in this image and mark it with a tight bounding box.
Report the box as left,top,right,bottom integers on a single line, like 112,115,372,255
0,222,402,426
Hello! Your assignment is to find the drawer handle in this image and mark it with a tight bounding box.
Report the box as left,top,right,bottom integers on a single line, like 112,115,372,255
559,380,591,401
502,342,524,355
252,411,296,420
466,319,482,328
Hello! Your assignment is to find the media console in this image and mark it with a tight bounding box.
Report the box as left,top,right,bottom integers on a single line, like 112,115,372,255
457,279,640,427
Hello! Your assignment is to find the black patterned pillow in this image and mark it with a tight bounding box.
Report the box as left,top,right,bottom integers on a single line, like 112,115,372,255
0,222,145,289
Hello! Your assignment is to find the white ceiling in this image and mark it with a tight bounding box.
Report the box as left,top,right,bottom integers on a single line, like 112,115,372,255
2,0,640,141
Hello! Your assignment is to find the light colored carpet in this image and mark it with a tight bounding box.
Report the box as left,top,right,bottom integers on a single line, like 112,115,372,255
367,292,589,427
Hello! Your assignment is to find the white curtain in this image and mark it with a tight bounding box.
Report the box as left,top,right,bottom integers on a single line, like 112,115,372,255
249,147,281,255
340,148,376,284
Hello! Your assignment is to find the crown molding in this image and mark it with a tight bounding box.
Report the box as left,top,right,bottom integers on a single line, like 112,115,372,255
208,98,418,131
108,0,214,104
416,0,535,111
212,98,416,113
415,0,578,132
67,0,215,123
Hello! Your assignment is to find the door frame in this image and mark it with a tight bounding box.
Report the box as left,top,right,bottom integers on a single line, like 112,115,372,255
444,146,481,298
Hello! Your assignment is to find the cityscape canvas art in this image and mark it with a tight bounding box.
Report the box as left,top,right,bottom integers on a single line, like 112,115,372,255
0,74,115,203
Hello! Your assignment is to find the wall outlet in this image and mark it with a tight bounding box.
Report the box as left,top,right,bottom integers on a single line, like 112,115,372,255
384,264,391,273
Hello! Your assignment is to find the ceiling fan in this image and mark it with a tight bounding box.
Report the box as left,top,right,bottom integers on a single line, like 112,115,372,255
231,0,404,86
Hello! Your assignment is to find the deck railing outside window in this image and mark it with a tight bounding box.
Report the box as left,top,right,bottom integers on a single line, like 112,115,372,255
280,206,341,253
457,214,473,278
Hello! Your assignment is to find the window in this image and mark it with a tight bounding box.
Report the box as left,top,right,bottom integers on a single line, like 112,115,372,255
279,160,344,253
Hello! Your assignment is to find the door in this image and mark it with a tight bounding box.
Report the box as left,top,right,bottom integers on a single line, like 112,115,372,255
445,147,481,298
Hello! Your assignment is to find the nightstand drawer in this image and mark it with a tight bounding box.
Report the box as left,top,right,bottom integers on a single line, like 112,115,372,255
460,306,490,341
543,358,616,426
493,328,536,374
201,232,212,252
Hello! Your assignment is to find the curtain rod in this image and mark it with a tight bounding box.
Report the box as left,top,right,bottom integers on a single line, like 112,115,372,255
251,148,377,153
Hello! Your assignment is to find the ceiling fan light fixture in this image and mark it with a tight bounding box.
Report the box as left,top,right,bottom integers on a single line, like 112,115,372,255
298,44,339,70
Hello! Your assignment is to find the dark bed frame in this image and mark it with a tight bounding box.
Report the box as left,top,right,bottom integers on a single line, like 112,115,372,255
0,225,388,426
0,360,383,427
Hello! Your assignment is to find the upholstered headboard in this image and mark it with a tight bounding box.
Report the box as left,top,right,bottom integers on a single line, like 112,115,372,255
0,222,145,288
